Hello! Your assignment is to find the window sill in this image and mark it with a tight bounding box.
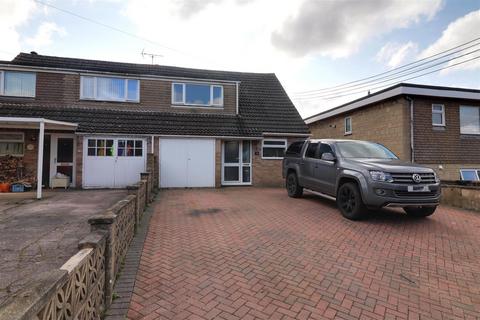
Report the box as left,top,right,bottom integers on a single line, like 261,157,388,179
344,132,352,136
261,157,284,160
171,104,224,110
79,98,140,103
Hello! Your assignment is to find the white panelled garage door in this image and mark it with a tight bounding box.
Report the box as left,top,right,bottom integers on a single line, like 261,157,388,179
160,138,215,188
83,137,146,188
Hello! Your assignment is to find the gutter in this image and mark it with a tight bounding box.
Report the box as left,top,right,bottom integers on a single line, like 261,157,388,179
406,96,414,162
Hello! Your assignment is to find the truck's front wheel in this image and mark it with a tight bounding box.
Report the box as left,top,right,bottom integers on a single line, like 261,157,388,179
403,206,436,217
337,182,366,220
286,172,303,198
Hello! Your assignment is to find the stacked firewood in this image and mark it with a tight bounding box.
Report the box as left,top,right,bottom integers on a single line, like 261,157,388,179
0,156,36,184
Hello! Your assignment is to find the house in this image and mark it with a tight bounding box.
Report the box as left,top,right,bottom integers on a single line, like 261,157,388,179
305,83,480,181
0,52,309,197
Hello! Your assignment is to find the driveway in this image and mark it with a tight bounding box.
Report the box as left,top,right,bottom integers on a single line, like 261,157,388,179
0,189,127,305
127,188,480,320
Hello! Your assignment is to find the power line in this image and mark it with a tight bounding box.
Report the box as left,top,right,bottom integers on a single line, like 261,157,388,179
294,36,480,95
294,55,480,102
293,48,480,100
295,41,480,97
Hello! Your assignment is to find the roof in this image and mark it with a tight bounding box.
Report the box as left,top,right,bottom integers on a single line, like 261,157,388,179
2,53,309,136
305,83,480,124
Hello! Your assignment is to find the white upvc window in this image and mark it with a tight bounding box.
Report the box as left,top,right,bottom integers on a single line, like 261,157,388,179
460,169,480,181
344,116,352,135
80,76,140,102
432,104,445,126
171,82,224,107
460,106,480,135
0,132,24,156
0,71,36,97
262,139,287,159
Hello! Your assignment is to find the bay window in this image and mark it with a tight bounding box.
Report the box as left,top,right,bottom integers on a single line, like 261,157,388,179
80,76,139,102
0,71,36,97
172,83,223,107
460,106,480,135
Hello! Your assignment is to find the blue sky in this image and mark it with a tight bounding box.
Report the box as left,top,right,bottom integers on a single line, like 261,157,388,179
0,0,479,117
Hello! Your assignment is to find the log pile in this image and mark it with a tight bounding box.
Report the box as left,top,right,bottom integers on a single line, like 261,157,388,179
0,156,36,184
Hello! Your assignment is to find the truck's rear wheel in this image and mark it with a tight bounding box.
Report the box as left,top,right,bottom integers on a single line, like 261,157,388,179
337,182,366,220
286,172,303,198
403,206,436,217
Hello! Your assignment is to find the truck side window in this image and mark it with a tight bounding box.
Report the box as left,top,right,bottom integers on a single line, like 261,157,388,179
318,143,334,159
285,141,305,157
305,142,319,158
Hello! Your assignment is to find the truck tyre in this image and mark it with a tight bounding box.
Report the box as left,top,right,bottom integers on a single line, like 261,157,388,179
337,182,366,220
286,172,303,198
403,206,436,217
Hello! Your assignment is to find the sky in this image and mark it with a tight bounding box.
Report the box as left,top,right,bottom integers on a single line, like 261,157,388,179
0,0,479,118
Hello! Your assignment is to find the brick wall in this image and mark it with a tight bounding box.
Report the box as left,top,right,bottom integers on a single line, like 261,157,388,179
0,72,238,115
308,97,411,160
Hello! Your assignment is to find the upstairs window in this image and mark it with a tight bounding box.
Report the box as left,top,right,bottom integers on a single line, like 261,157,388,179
344,116,352,135
0,132,24,156
172,83,223,107
460,106,480,135
432,104,445,126
0,71,36,97
80,76,139,102
262,139,287,159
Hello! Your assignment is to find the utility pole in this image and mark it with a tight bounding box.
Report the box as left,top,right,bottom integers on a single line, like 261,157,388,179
141,49,163,64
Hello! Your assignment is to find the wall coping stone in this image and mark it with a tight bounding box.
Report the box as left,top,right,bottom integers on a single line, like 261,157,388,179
78,231,107,250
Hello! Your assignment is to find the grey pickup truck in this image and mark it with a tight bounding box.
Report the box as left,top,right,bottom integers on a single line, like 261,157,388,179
282,139,441,220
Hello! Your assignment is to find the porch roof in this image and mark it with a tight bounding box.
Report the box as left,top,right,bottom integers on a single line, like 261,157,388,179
0,117,78,130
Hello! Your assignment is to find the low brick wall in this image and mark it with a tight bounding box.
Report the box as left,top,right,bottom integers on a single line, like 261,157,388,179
0,173,156,320
441,183,480,212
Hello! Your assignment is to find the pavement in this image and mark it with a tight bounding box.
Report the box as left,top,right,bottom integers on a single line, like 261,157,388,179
0,189,127,306
125,187,480,320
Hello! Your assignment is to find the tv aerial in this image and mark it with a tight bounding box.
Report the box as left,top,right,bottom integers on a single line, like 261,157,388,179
141,49,163,64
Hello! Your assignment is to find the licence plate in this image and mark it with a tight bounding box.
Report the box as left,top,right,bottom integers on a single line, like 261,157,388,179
407,185,430,192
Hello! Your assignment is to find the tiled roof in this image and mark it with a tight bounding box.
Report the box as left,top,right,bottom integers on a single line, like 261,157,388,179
4,53,310,136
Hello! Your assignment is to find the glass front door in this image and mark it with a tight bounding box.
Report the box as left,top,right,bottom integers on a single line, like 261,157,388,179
222,140,252,185
51,135,75,185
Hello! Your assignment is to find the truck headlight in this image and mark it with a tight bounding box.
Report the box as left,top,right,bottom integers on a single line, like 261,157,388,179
433,172,440,183
369,171,394,183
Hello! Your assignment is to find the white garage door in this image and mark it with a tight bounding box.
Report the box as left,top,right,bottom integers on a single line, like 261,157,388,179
83,137,146,188
160,138,215,188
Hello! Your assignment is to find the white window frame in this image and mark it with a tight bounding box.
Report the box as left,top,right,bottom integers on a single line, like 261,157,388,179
460,105,480,135
171,82,224,107
0,70,36,97
0,132,25,156
261,139,287,160
432,104,445,126
221,140,252,186
344,116,352,135
80,76,140,102
460,169,480,181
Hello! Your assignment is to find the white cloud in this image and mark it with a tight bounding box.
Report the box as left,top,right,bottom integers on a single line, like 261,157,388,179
0,0,37,59
25,22,67,49
420,10,480,73
271,0,443,58
376,42,418,68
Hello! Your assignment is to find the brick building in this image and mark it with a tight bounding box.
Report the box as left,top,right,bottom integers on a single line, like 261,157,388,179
0,52,309,197
305,83,480,181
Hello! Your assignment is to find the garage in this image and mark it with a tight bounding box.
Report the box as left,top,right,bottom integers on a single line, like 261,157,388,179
160,138,215,188
83,136,146,188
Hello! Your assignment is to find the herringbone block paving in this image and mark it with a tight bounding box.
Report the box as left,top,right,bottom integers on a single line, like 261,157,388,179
127,188,480,320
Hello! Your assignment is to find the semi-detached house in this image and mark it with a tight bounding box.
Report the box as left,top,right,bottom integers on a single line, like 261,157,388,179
0,52,309,196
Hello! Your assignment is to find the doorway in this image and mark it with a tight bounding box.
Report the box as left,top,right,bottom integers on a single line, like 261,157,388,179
221,140,252,185
50,134,76,186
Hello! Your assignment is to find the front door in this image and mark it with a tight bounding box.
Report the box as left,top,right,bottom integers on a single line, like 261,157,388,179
222,140,252,185
50,134,75,186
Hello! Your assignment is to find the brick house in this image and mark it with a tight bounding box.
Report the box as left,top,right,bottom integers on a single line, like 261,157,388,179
0,52,309,197
305,83,480,181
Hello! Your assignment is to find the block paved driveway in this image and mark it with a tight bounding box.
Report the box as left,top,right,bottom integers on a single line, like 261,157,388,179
127,188,480,320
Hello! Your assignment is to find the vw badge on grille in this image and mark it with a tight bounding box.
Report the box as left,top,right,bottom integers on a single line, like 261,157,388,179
412,174,422,183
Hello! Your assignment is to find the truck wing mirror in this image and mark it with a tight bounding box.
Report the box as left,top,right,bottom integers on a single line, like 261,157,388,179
321,152,336,162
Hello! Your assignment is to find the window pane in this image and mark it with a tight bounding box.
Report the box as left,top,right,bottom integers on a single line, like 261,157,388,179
305,143,318,158
4,72,35,97
263,140,286,146
57,138,74,162
224,167,239,181
242,167,251,183
224,141,239,163
318,143,334,159
185,84,210,105
118,148,125,156
97,140,105,148
135,140,143,148
81,77,95,99
173,84,183,103
87,139,95,147
432,113,443,125
0,142,23,155
432,105,443,111
212,86,223,105
460,106,480,134
88,148,96,156
345,118,352,132
97,77,125,100
0,133,23,141
135,148,142,156
263,147,285,158
127,79,139,101
461,170,479,181
242,141,250,163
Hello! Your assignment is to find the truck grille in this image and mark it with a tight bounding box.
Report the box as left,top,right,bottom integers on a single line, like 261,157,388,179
394,190,438,198
389,172,436,184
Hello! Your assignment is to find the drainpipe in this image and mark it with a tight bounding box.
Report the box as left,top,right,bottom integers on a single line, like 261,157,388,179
37,120,45,199
406,96,414,162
